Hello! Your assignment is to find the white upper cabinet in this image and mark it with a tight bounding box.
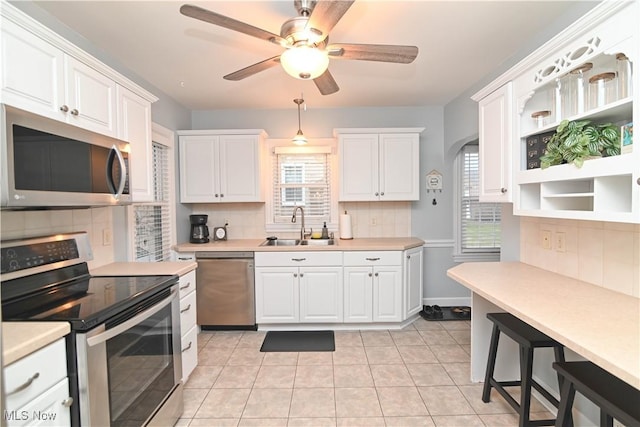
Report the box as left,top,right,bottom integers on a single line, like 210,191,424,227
1,19,65,119
473,1,639,223
477,82,513,203
117,86,153,202
336,128,423,201
178,130,266,203
1,19,117,137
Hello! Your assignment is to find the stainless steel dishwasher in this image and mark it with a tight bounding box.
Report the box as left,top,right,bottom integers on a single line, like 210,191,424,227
195,251,256,330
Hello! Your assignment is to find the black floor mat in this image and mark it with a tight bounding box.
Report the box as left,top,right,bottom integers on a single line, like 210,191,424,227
260,330,335,352
420,306,471,321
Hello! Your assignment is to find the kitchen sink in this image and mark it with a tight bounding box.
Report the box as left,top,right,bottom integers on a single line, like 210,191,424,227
259,239,301,246
300,239,336,246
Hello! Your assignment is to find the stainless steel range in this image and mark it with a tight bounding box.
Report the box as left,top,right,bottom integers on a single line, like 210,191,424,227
1,232,183,426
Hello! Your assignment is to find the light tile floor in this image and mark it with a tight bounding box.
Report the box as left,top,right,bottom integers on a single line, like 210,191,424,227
177,317,554,427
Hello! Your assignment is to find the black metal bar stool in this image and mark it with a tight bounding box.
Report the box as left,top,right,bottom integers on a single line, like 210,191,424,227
553,361,640,427
483,312,566,427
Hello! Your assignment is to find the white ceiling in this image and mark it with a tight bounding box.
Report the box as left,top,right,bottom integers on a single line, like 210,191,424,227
31,1,592,111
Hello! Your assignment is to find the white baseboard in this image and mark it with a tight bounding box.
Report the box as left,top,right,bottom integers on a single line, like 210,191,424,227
422,297,471,307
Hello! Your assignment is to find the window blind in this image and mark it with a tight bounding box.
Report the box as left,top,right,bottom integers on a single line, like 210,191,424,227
134,142,172,261
272,152,331,223
460,144,501,252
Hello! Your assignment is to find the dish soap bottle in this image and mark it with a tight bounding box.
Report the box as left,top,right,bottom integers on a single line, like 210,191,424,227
321,222,329,239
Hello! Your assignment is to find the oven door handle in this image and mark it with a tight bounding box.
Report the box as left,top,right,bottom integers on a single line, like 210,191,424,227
86,288,177,347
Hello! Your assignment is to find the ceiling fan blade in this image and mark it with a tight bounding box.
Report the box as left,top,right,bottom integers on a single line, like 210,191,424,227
314,69,339,95
305,1,354,42
180,4,287,46
328,43,418,63
223,56,281,81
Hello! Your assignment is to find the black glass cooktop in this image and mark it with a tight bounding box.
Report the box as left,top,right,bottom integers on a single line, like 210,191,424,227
2,263,177,331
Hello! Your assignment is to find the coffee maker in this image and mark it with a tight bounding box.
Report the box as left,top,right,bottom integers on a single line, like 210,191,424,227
189,214,209,243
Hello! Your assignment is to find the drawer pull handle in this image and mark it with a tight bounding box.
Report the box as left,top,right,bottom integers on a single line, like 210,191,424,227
62,397,74,408
375,272,379,277
368,272,373,277
70,108,79,116
60,105,69,112
180,282,191,290
365,257,380,261
182,341,193,352
180,304,191,313
178,257,192,261
292,258,306,262
7,372,40,396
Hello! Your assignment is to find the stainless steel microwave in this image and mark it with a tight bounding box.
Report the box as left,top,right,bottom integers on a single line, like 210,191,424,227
1,104,131,209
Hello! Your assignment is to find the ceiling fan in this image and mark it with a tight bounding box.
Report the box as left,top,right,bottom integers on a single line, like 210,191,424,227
180,0,418,95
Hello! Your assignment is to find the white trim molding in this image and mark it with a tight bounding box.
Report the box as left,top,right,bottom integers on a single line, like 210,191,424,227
422,239,455,249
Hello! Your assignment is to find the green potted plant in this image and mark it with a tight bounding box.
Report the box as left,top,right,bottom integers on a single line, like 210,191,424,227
540,119,620,169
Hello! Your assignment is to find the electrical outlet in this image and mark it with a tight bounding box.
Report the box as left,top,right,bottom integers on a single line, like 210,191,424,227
541,230,552,250
371,217,377,226
102,229,112,246
556,232,566,252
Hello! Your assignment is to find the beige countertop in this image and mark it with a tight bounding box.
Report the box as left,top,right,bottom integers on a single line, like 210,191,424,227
3,322,70,366
448,261,640,390
91,261,197,276
174,237,424,253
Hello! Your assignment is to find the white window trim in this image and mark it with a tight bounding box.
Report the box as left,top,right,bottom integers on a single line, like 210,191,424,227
452,144,500,263
264,138,339,234
126,123,176,261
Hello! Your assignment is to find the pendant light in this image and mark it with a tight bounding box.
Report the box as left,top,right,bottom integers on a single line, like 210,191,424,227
292,97,307,145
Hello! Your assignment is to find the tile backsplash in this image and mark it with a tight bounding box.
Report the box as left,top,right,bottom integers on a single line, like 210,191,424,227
188,201,412,241
520,217,640,297
1,208,115,269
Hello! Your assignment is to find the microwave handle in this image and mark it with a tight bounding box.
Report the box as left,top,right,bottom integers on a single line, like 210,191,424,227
86,288,177,347
106,145,127,199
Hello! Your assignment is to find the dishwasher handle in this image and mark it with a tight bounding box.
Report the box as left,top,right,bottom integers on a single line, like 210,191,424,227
196,251,254,259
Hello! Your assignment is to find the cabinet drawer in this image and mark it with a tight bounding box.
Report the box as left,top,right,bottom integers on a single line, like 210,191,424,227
178,269,196,299
256,251,342,267
181,324,198,382
4,338,67,410
343,251,401,266
180,290,197,332
8,378,71,427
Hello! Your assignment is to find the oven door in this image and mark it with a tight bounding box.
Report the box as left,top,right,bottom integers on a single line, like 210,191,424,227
75,285,183,427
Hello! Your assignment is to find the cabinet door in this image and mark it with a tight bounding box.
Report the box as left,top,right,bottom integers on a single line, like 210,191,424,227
64,56,116,136
7,378,71,427
343,267,373,323
179,136,219,202
1,19,65,121
218,135,261,202
478,82,512,202
404,247,423,318
255,267,299,323
379,133,420,200
299,267,343,322
181,324,198,382
339,134,379,201
373,266,402,322
117,86,153,201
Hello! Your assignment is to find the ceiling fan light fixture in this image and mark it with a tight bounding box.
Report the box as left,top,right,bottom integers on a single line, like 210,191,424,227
281,46,329,80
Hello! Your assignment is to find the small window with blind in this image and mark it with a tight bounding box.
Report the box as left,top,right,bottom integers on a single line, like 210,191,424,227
134,142,172,261
267,143,337,231
454,143,501,261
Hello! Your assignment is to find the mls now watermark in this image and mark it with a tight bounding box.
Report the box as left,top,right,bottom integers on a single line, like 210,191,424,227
4,410,58,422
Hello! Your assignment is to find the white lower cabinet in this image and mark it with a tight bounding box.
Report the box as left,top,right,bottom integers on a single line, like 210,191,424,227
299,267,343,323
343,251,403,323
404,247,424,318
4,338,72,426
255,267,299,323
178,269,197,382
255,248,421,325
255,252,342,324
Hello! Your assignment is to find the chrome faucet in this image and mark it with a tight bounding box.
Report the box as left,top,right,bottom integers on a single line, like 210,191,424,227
291,206,308,240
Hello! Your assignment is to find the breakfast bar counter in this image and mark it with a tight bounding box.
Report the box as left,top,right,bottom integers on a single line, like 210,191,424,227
447,262,640,390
